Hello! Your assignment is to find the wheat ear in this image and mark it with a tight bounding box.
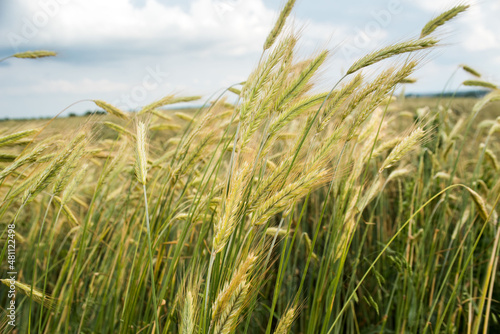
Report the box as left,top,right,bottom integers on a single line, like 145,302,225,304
0,144,49,181
464,186,490,222
346,38,437,75
379,127,425,172
139,95,201,115
22,133,86,204
93,100,129,119
0,129,37,147
103,121,136,139
135,121,160,334
0,279,57,310
461,64,481,78
212,281,249,334
135,122,149,185
463,80,497,90
274,307,296,334
180,290,196,334
211,254,257,322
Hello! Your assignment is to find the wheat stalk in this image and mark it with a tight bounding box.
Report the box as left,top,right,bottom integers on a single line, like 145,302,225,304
212,281,249,334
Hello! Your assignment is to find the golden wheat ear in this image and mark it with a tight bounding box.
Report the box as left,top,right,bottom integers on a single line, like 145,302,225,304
211,253,257,323
0,143,49,182
135,121,149,185
103,121,136,139
22,133,86,205
11,50,57,59
0,129,38,148
180,290,196,334
464,186,491,223
347,38,438,75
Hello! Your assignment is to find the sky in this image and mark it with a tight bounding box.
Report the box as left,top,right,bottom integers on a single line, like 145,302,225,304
0,0,499,118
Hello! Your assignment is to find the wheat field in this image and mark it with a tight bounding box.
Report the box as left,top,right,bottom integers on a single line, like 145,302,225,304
1,2,500,333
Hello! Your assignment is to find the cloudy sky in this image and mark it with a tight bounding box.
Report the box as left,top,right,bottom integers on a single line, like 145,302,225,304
0,0,499,118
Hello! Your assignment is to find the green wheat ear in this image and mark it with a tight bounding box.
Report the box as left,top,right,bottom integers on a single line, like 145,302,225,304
463,80,498,90
180,290,196,334
135,121,148,185
346,38,438,75
263,0,297,51
379,127,426,172
420,5,469,38
274,307,296,334
12,50,57,59
0,129,38,147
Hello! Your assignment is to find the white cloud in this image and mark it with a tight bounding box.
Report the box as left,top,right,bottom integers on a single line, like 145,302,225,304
31,78,129,94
